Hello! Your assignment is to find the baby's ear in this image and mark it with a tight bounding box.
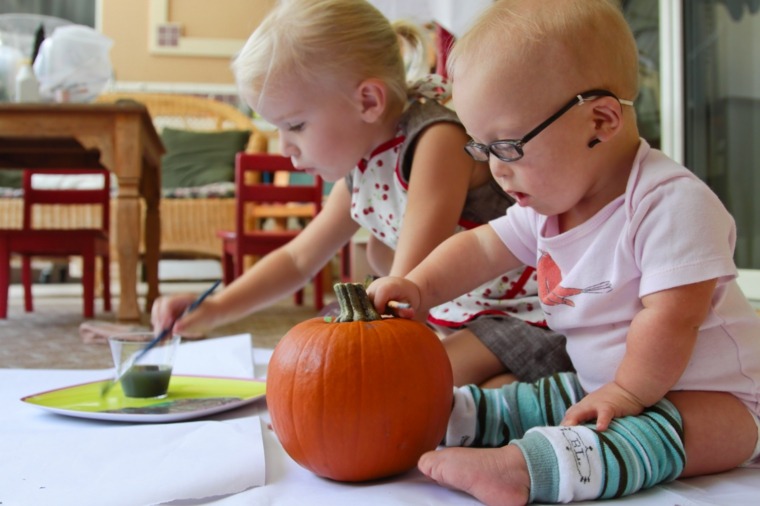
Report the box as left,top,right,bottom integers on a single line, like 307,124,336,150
590,96,626,141
355,78,387,122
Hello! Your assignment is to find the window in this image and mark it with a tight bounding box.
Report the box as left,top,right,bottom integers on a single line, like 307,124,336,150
683,1,760,270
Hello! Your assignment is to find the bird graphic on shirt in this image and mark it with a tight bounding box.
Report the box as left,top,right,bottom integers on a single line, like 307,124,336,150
537,251,611,307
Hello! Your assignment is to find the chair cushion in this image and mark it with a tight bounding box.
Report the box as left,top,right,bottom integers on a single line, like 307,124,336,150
162,181,236,199
160,128,251,189
0,170,22,189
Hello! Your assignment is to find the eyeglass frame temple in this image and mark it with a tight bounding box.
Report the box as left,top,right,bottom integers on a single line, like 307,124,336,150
520,89,630,145
463,89,634,161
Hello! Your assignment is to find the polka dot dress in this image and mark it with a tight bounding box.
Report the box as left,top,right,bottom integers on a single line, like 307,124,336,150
349,136,544,327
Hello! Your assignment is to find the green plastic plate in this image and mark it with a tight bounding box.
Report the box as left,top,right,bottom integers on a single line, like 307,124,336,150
21,375,266,423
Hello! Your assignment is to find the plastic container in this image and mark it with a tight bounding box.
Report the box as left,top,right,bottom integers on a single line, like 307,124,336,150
0,45,22,101
14,60,40,102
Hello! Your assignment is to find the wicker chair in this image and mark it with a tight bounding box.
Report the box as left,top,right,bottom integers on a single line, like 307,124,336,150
95,92,269,259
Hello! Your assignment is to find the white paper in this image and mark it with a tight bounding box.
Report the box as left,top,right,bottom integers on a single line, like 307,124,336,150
0,334,265,506
173,334,255,379
0,418,264,506
4,336,758,505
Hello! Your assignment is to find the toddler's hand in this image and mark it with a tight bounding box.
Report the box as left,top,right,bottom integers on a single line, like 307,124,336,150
561,381,647,431
151,293,207,338
366,276,422,319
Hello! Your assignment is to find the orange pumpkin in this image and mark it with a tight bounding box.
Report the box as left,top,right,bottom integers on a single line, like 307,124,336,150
267,283,453,482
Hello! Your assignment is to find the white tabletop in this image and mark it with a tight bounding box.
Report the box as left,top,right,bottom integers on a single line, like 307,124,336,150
1,335,757,506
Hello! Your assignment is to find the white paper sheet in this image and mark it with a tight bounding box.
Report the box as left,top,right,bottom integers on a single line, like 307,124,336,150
173,334,255,378
3,335,758,505
0,334,266,506
0,418,264,506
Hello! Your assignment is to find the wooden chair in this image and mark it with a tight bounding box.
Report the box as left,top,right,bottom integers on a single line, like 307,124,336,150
0,169,111,318
217,153,325,310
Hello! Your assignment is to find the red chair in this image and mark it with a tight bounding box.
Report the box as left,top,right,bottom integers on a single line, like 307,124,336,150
0,169,111,318
217,153,325,310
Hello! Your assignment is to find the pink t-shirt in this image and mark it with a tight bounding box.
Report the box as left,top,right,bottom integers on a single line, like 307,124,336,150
490,140,760,415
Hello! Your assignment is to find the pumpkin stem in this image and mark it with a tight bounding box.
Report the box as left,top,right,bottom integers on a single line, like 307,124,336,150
333,283,382,322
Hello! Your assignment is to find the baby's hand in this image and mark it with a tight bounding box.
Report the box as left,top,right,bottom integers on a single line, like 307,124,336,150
366,276,422,319
561,382,646,431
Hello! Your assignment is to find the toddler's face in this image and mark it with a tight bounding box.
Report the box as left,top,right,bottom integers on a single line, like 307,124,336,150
245,78,372,183
452,63,609,220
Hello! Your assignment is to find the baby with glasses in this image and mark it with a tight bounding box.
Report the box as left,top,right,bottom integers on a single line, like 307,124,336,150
151,0,574,388
369,0,760,504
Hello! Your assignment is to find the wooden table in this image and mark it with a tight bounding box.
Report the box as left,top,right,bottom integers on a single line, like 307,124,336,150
0,102,164,321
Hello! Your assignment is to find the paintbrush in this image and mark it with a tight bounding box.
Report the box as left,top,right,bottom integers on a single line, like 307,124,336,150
100,279,222,397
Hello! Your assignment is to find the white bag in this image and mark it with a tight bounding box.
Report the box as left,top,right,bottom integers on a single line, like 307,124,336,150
33,25,113,103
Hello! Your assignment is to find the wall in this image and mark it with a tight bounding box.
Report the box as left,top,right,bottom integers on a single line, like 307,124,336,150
99,0,275,85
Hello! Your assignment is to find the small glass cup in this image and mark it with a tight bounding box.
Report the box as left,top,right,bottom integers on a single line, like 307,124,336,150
107,332,181,398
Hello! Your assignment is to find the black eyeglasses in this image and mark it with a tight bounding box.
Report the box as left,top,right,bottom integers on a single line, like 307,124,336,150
464,89,634,163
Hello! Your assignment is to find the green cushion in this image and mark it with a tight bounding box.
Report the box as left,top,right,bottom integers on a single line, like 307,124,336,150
160,128,251,189
0,170,22,188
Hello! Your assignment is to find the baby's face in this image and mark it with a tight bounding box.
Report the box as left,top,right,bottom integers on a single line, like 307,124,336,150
452,61,612,221
245,77,373,183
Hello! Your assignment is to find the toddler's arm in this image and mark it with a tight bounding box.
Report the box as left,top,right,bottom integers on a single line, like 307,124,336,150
152,181,359,337
562,278,717,430
369,225,522,315
390,122,485,277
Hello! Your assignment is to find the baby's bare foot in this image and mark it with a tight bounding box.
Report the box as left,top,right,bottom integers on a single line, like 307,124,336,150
418,445,530,506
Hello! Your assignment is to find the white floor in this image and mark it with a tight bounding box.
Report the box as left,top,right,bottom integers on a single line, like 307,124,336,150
9,275,215,299
158,259,223,281
15,259,760,309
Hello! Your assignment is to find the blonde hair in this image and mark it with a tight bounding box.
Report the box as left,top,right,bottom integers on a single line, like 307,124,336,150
394,19,430,84
448,0,639,100
233,0,429,110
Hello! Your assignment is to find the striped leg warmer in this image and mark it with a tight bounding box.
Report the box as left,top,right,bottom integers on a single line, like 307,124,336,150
514,399,685,502
445,373,686,503
446,372,585,447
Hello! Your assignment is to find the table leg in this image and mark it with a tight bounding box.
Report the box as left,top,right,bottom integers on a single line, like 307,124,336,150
114,185,141,321
0,236,9,318
141,161,160,313
110,115,157,322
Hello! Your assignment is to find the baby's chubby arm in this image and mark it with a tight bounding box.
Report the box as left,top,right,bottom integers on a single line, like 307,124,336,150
562,278,717,430
369,224,522,316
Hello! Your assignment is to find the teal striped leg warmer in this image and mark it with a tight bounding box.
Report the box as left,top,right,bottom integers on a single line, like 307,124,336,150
513,399,685,503
446,372,585,447
446,373,686,502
